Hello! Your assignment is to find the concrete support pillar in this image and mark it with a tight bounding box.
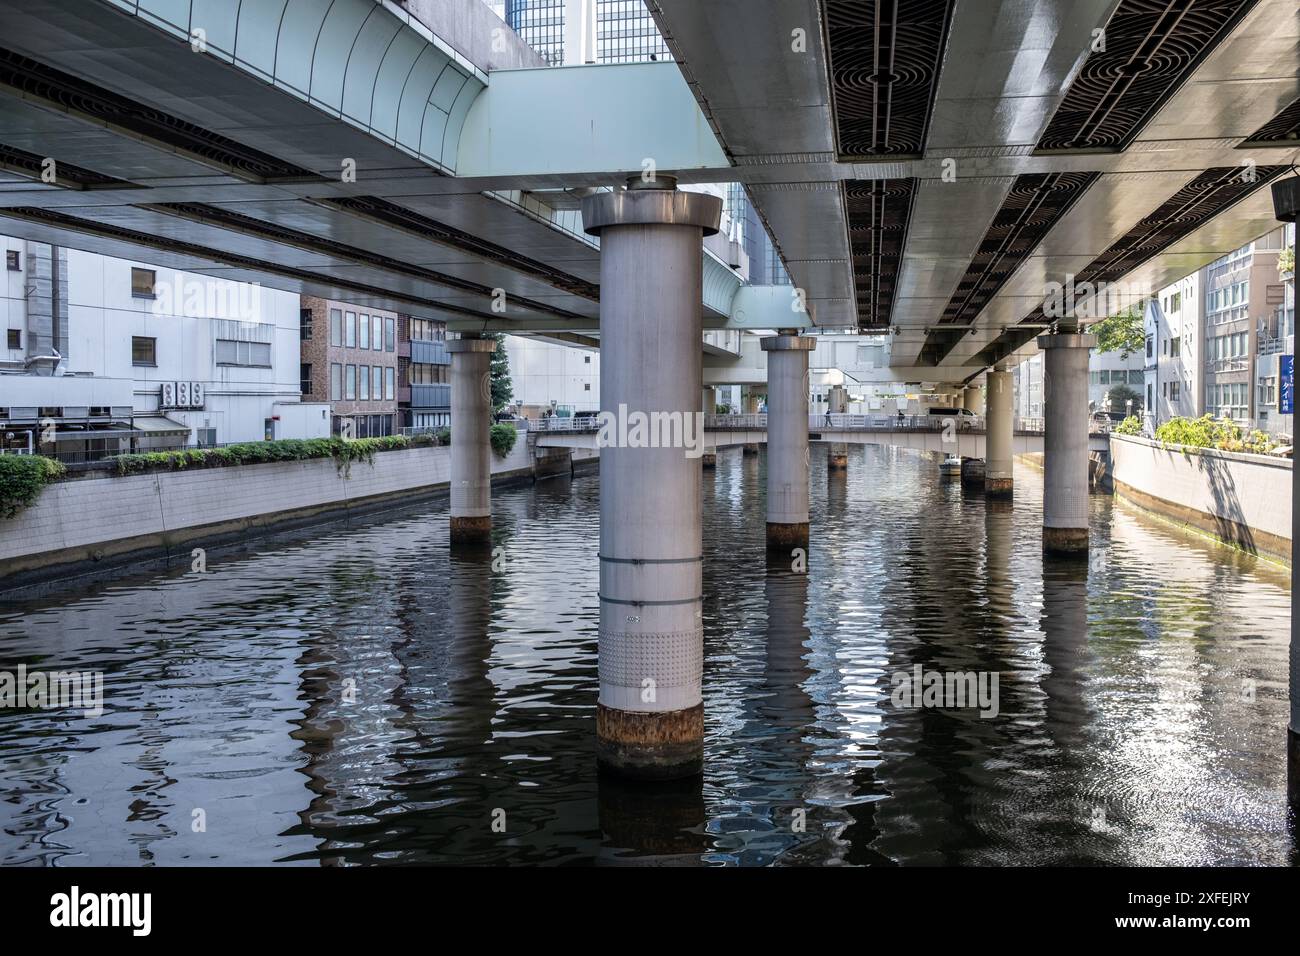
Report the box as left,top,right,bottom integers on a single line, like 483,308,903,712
761,333,816,549
448,336,496,543
1292,416,1299,809
582,178,721,780
744,390,760,414
1039,332,1096,555
826,383,848,470
963,386,984,416
984,369,1013,499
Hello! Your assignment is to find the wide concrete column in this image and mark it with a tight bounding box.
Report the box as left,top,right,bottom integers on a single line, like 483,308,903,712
1039,332,1096,554
984,369,1013,498
448,335,496,543
963,386,985,416
582,177,721,780
762,333,816,549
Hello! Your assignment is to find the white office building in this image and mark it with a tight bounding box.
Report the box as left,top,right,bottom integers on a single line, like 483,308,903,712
503,334,600,415
1144,271,1204,424
1,237,328,459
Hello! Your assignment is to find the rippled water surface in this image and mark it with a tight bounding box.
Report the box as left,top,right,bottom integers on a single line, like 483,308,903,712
0,446,1293,865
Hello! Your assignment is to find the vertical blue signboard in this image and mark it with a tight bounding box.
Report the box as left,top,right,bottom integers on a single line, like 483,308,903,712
1281,354,1294,415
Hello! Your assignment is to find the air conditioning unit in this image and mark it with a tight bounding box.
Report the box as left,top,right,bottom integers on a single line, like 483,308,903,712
161,381,205,409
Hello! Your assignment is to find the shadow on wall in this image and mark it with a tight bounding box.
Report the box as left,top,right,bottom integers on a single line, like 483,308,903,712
1191,449,1255,556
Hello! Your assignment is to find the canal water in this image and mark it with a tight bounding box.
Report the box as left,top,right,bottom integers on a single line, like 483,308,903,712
0,446,1293,866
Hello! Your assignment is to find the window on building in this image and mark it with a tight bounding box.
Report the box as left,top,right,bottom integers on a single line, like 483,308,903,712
385,366,395,400
300,308,313,341
584,383,591,391
131,268,156,298
132,336,157,366
300,363,312,396
385,317,395,352
6,329,19,350
372,315,382,351
1170,337,1179,357
372,365,383,400
345,311,356,348
5,250,19,271
359,364,370,400
215,339,272,367
1145,335,1153,359
584,355,591,364
330,308,342,347
330,363,342,402
359,313,370,350
346,364,356,400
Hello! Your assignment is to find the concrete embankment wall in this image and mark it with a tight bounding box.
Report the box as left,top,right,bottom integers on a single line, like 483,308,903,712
1,442,599,590
1109,433,1292,564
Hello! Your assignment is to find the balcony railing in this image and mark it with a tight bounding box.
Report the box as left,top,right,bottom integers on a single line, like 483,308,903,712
411,340,450,365
410,383,451,409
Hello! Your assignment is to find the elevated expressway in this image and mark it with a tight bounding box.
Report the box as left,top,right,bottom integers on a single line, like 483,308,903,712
1,0,1297,783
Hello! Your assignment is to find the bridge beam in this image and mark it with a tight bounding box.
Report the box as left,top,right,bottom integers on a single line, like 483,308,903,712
985,370,1014,499
762,334,816,550
448,336,496,543
583,178,721,781
1040,334,1097,555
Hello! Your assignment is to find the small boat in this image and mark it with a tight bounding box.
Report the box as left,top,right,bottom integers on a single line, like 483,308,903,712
939,454,962,477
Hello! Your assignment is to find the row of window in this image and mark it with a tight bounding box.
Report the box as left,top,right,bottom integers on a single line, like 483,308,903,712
1207,383,1250,419
329,363,396,402
1089,369,1144,385
130,336,270,367
410,317,446,342
408,362,449,385
328,308,395,352
1207,281,1248,319
1209,332,1248,361
332,414,395,439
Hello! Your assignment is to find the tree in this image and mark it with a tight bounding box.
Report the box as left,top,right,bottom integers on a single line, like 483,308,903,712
489,332,513,413
1091,303,1146,359
1105,383,1142,417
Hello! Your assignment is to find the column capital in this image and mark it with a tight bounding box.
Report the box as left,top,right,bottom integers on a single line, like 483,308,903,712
582,185,721,236
447,337,497,354
1036,332,1097,350
760,334,817,352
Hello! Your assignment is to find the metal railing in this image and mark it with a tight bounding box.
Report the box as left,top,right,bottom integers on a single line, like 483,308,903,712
533,415,601,432
532,412,1053,435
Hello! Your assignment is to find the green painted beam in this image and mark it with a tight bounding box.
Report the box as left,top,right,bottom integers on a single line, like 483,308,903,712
456,62,730,179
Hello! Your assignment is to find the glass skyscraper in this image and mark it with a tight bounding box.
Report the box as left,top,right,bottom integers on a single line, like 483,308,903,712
505,0,566,66
596,0,670,63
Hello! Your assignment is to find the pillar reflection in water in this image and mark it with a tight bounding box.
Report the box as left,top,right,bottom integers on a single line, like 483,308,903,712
1039,561,1092,755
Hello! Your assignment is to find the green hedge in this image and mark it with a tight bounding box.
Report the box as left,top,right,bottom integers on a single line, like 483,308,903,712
489,423,517,458
1114,415,1142,436
113,433,439,476
1153,415,1276,455
0,455,66,519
